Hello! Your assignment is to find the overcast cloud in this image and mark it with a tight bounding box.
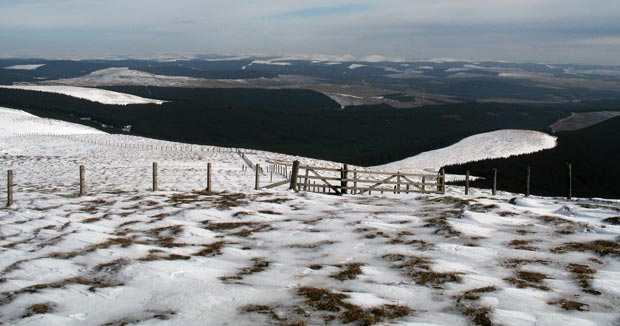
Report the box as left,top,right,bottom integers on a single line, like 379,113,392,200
1,0,619,64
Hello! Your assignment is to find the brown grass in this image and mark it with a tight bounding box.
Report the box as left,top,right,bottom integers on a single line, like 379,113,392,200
258,197,292,204
383,254,462,286
549,299,589,311
469,203,499,213
505,271,550,291
508,239,539,251
257,210,282,215
94,258,131,274
462,307,492,326
602,216,620,225
296,287,411,325
566,263,601,295
297,287,348,312
82,217,102,223
501,258,551,269
220,258,270,282
243,305,286,322
22,302,55,318
332,263,364,281
552,240,620,256
423,210,463,237
458,286,498,301
1,276,123,305
194,241,227,257
213,193,250,210
290,240,336,249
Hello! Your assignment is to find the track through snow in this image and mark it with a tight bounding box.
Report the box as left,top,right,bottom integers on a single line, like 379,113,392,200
374,130,557,173
0,111,619,325
0,85,164,106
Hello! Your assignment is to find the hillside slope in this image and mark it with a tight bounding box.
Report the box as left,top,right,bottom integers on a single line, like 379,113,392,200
0,112,619,326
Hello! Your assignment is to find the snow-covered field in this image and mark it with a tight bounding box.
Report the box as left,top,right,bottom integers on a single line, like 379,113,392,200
0,109,619,325
0,108,105,138
374,130,557,173
0,85,164,106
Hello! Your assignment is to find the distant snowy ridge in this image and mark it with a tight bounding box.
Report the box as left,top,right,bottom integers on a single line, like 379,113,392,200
2,64,46,70
0,107,105,137
374,129,557,172
0,85,164,105
249,60,291,66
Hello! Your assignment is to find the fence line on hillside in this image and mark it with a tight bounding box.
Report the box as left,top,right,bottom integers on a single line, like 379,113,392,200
2,157,576,208
15,133,259,154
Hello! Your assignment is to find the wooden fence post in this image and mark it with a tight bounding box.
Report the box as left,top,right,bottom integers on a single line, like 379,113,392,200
492,168,497,196
7,170,13,207
79,165,85,196
353,171,358,195
441,169,446,194
341,164,348,195
567,163,572,200
289,160,300,191
465,170,470,195
207,163,212,192
152,162,158,191
526,166,531,197
255,164,260,190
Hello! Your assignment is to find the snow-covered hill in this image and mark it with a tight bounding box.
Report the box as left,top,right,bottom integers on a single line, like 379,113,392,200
374,130,557,173
0,112,618,326
0,85,164,105
2,64,45,71
0,107,105,138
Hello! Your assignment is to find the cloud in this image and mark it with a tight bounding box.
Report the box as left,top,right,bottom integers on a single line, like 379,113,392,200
0,0,619,64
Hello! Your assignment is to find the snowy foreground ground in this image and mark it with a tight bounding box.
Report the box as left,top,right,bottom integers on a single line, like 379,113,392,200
0,109,619,325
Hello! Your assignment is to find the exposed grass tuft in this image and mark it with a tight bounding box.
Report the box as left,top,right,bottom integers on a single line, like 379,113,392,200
552,240,620,256
220,258,270,282
332,263,364,281
566,263,601,295
22,302,55,318
549,299,590,311
194,241,227,257
505,271,550,291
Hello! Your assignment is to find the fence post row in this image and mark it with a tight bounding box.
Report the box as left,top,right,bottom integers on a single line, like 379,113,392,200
7,170,13,207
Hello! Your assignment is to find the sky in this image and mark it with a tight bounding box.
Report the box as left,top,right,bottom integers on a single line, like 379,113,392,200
1,0,619,65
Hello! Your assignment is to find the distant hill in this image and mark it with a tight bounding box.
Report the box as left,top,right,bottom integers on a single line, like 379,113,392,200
444,116,620,199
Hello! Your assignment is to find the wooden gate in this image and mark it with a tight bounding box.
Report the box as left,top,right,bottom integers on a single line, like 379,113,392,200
261,161,446,195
